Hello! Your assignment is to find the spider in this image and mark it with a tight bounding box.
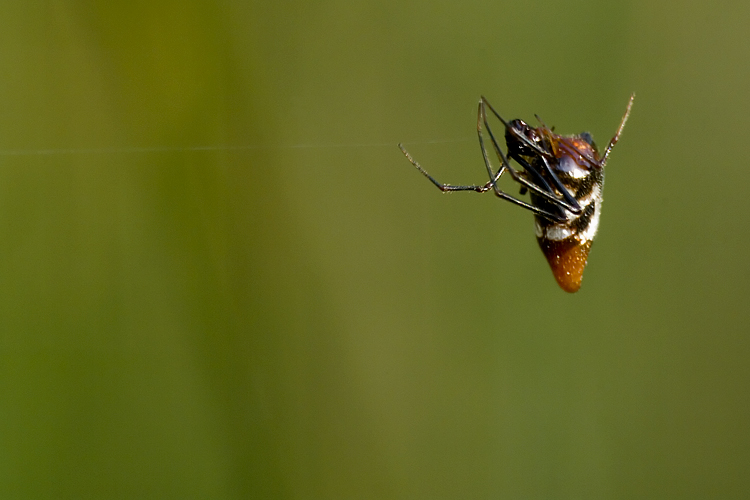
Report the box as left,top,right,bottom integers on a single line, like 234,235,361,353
398,93,634,292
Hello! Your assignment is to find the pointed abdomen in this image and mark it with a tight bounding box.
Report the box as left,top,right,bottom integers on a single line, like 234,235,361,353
537,237,592,293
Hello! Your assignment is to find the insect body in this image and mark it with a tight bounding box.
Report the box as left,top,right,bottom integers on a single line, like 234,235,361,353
399,94,634,293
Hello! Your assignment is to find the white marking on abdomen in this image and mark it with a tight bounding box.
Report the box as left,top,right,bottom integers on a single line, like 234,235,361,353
578,199,601,242
545,224,574,241
534,220,543,238
541,192,602,243
574,184,601,207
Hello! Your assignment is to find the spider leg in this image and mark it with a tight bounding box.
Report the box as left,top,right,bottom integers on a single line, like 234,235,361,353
536,155,583,213
600,93,635,166
398,143,496,193
475,102,567,223
480,98,582,216
397,141,564,223
481,97,554,160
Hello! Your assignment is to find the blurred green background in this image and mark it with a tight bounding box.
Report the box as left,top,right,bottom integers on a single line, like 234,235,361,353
1,1,749,498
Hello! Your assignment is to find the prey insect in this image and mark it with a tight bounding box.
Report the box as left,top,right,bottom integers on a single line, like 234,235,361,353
398,94,634,293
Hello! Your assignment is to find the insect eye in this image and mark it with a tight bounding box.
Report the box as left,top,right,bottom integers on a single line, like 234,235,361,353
580,132,595,147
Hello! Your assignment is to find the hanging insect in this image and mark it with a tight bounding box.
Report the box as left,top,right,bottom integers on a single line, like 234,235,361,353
398,94,634,293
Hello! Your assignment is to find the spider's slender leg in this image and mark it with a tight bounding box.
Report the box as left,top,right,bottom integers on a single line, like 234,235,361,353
507,153,557,196
537,155,583,213
480,98,583,215
600,93,635,166
481,97,553,160
474,100,506,193
480,107,554,195
398,144,496,193
475,102,567,223
401,138,558,220
478,98,550,194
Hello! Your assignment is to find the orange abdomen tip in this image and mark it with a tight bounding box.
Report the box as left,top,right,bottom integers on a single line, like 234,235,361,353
537,238,593,293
